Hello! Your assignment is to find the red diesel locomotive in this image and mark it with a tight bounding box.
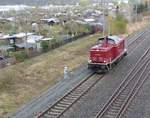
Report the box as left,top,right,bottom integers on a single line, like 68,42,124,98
88,35,127,71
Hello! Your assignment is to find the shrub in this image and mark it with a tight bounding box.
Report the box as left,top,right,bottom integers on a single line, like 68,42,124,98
12,51,27,62
111,15,127,34
39,29,49,37
41,41,49,52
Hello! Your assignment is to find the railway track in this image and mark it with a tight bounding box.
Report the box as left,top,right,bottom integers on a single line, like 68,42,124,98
95,47,150,118
35,25,150,118
35,73,104,118
127,25,150,52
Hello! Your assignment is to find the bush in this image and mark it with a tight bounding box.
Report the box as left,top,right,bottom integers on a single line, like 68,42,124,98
39,29,49,37
12,51,27,62
41,41,49,52
111,15,127,34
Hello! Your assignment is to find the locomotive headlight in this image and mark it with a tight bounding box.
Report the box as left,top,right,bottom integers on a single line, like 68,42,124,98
104,60,106,63
89,60,92,63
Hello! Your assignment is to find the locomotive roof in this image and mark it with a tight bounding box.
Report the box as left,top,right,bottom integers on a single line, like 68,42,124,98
108,35,122,44
91,35,123,51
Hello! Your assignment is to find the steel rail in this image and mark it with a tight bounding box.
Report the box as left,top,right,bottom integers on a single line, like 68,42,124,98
35,23,150,118
116,70,150,118
95,47,150,118
36,73,104,118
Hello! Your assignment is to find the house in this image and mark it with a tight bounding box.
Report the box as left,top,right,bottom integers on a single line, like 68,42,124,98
0,32,34,51
15,34,44,51
40,18,60,25
0,17,16,23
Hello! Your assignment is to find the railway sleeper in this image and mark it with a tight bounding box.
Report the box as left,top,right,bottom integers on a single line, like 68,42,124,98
119,94,127,98
115,99,124,103
111,106,120,110
44,113,58,117
120,92,128,96
64,97,76,101
107,111,118,116
79,84,92,88
74,91,84,95
66,95,79,99
81,84,91,88
109,108,120,112
68,94,81,98
54,106,66,110
77,85,90,89
62,99,74,103
50,108,62,113
122,90,130,94
47,111,60,115
73,90,83,93
71,91,82,95
113,103,121,107
72,92,82,95
75,88,84,92
59,101,72,106
105,114,116,118
57,103,69,108
75,88,88,93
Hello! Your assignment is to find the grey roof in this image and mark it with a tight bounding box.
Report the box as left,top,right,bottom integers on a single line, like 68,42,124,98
27,35,44,43
16,43,36,48
0,33,34,40
108,35,122,43
0,45,14,50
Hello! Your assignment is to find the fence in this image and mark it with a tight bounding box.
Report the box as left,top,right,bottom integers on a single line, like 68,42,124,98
50,32,93,50
0,32,94,67
28,32,94,58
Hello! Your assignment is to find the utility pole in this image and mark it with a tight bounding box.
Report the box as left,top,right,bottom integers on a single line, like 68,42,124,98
101,0,109,37
101,0,105,37
135,2,138,22
25,15,28,55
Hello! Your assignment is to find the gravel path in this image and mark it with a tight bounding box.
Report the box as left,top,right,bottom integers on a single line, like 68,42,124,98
61,31,150,118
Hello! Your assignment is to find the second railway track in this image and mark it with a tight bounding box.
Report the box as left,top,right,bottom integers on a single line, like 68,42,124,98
95,47,150,118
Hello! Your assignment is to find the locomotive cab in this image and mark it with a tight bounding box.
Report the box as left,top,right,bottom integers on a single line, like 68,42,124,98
88,35,127,71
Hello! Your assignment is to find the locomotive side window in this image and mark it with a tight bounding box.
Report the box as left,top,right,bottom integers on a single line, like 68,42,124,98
108,39,115,44
108,36,121,44
98,38,104,43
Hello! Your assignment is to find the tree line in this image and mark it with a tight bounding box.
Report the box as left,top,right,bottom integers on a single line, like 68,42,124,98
133,1,149,14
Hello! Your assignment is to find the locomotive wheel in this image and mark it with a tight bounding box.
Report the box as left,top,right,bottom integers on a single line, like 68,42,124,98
124,51,128,56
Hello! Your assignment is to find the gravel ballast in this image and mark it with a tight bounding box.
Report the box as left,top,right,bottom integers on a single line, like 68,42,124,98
62,31,150,118
9,28,150,118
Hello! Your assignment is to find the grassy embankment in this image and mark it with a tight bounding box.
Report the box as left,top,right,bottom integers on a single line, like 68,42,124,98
0,33,100,116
